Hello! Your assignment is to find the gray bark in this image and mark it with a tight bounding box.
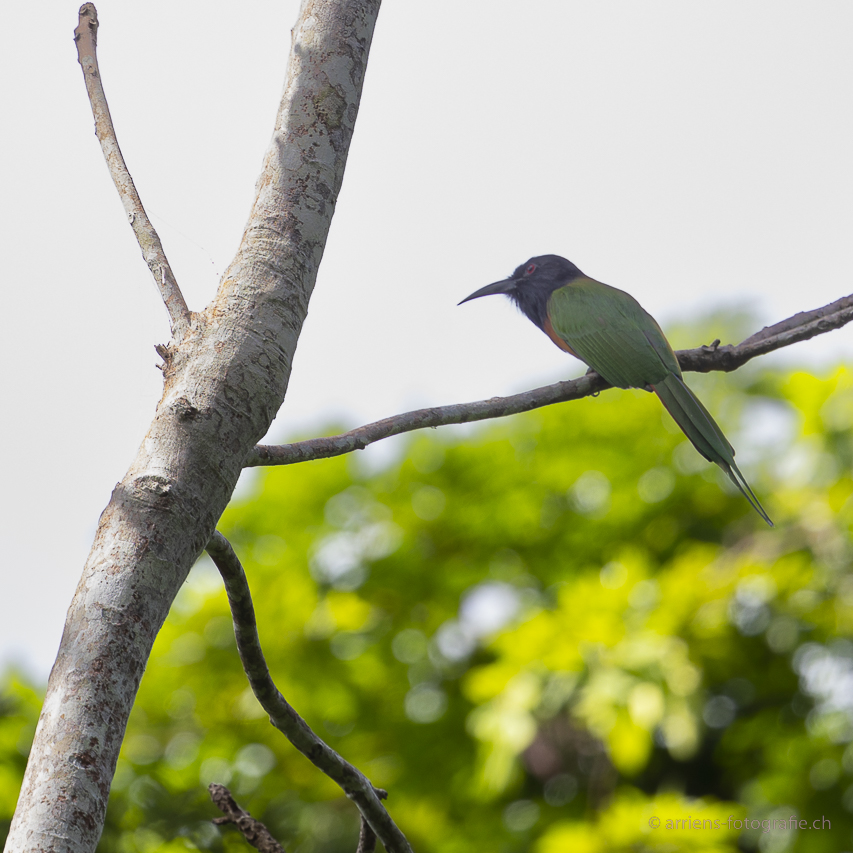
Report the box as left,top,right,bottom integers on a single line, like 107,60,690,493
4,1,381,850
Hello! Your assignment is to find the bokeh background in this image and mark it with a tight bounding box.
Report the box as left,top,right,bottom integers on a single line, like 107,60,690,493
5,362,853,851
3,2,853,850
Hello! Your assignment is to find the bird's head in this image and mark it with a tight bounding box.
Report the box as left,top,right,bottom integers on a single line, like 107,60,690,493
459,254,584,330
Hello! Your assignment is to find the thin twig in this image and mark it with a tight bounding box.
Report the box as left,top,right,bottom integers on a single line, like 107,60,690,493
208,784,286,853
74,4,190,334
246,292,853,468
356,815,378,853
205,532,412,853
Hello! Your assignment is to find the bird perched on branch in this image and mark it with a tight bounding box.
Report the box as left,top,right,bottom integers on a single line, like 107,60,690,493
459,254,772,526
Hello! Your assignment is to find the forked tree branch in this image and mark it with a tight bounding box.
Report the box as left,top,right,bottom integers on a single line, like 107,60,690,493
74,4,190,334
247,291,853,468
10,4,381,851
205,532,412,853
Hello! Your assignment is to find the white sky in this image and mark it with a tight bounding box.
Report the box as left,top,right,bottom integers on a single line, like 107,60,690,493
3,1,853,678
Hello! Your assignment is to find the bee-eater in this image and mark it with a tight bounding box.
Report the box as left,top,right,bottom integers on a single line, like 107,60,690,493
460,254,772,526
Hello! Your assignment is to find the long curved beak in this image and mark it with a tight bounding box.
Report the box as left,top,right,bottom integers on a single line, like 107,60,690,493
458,279,516,306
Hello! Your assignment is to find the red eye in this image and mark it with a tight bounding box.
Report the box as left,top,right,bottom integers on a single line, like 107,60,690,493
525,263,536,275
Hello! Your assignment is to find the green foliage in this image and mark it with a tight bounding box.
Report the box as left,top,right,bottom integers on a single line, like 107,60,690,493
4,364,853,852
0,678,40,843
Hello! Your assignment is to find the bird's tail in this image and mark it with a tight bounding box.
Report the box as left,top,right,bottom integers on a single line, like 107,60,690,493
652,373,773,527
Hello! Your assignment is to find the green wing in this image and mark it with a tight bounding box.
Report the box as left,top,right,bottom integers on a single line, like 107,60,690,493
547,277,773,526
547,278,680,389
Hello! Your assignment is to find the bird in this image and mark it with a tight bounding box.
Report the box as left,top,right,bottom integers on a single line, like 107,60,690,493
459,254,773,526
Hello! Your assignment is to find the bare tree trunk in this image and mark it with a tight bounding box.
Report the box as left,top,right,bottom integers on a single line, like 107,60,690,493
4,2,380,850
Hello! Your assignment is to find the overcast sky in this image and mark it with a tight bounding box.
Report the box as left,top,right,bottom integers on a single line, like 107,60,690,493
3,1,853,678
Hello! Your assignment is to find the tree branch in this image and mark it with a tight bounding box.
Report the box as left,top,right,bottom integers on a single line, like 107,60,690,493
208,784,286,853
249,372,606,467
680,290,853,372
9,4,382,851
205,532,412,853
246,292,853,468
356,815,378,853
74,3,190,334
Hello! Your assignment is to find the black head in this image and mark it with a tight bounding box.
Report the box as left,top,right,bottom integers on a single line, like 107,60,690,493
459,254,584,331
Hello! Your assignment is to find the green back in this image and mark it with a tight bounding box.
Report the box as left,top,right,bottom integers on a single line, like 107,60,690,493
547,277,681,389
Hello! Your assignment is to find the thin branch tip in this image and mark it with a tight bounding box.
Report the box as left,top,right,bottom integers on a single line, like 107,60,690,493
73,1,190,334
75,4,97,35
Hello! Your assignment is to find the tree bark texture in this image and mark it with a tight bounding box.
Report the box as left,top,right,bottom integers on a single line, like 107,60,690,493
4,2,381,851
